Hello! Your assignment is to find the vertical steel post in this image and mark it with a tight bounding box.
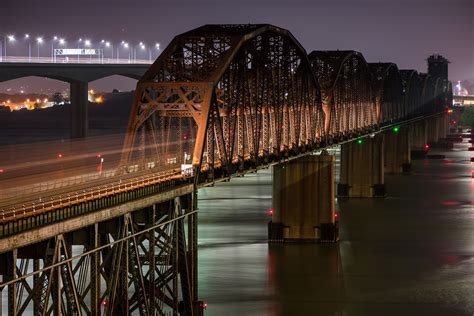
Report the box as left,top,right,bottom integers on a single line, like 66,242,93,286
91,223,100,315
7,249,17,316
149,204,156,313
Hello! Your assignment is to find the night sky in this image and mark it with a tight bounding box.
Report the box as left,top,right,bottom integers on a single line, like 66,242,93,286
1,0,472,93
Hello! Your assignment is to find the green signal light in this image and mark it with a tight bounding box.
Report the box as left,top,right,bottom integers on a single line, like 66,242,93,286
357,139,363,144
393,126,400,133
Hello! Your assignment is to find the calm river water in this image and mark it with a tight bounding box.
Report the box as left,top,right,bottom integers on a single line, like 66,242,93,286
197,142,474,316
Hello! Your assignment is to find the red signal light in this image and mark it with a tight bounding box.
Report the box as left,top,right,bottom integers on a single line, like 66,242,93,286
334,212,339,220
424,144,430,150
268,208,274,216
0,169,4,173
58,153,63,158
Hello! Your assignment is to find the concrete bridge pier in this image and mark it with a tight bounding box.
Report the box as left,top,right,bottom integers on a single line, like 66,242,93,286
70,81,89,139
337,134,385,197
426,116,440,145
268,153,338,242
438,114,449,140
384,127,411,174
410,121,428,158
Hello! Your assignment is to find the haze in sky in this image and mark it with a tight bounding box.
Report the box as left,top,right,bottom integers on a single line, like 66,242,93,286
1,0,472,93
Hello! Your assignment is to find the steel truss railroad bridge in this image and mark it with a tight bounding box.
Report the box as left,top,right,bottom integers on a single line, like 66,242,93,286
0,24,452,315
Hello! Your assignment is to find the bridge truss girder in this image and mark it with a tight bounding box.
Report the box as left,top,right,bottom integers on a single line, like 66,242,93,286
120,25,325,179
0,194,198,316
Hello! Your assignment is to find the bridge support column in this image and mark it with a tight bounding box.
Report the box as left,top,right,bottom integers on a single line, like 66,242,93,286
70,81,88,138
269,153,337,242
426,116,440,145
337,134,385,197
438,114,448,140
410,121,428,158
384,128,411,174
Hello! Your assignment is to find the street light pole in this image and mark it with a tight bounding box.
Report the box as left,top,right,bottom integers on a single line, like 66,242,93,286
25,34,31,62
36,37,43,59
5,35,15,62
51,36,58,62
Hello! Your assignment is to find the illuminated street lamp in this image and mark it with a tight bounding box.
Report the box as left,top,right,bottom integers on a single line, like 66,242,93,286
105,41,113,61
25,34,31,62
77,38,82,62
52,37,65,62
3,35,15,61
120,42,130,63
51,36,59,62
36,37,43,58
84,40,92,63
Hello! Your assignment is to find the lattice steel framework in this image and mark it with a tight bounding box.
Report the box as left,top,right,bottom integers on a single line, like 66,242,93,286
369,63,404,125
400,70,423,118
120,24,325,179
0,195,199,316
308,50,376,138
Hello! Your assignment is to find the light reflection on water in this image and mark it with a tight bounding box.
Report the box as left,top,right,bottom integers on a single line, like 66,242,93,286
197,143,474,316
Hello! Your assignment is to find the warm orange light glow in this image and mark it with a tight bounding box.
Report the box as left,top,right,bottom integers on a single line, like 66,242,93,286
94,96,104,103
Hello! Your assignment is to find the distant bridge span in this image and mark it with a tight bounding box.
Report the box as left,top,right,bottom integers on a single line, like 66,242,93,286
0,62,150,138
0,24,453,316
121,24,451,178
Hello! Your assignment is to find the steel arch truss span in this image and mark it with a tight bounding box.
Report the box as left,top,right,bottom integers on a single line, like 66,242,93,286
400,70,423,118
369,63,404,125
308,50,376,139
121,24,325,178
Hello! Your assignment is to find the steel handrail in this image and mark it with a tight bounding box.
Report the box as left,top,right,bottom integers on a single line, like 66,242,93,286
0,167,193,223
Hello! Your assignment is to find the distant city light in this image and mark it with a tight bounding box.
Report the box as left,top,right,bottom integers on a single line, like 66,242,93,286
84,39,91,46
53,36,58,40
105,42,110,47
59,38,65,45
24,34,29,39
37,37,43,43
7,35,15,41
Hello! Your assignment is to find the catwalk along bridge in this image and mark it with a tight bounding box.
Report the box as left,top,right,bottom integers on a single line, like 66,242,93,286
0,24,452,316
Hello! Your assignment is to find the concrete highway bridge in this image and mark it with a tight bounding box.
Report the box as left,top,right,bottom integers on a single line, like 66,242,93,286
0,24,453,316
0,62,150,138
